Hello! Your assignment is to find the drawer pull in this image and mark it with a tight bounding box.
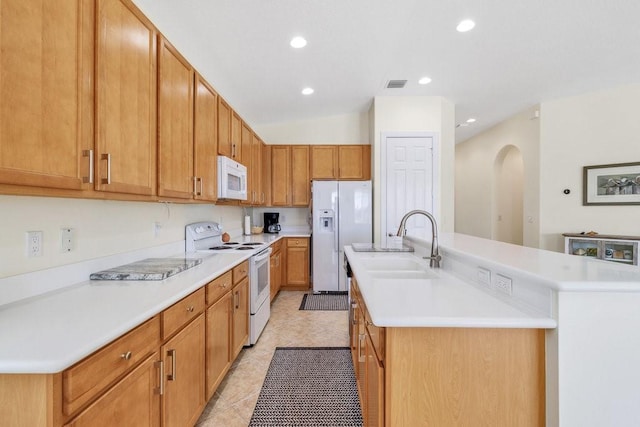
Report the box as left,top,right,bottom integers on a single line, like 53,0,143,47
120,351,132,360
167,349,177,381
221,282,228,288
186,306,195,313
366,320,373,326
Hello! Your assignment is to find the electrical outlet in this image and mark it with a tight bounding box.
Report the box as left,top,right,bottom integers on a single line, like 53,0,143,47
26,231,43,257
61,228,73,252
477,268,491,286
495,274,512,295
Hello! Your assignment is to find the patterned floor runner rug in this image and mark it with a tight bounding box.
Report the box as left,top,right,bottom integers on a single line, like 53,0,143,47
299,293,348,311
249,347,362,427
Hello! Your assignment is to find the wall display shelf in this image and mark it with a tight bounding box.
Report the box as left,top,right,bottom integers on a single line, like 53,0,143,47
563,233,639,267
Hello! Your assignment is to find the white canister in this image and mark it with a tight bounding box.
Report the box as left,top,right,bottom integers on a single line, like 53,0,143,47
244,215,251,235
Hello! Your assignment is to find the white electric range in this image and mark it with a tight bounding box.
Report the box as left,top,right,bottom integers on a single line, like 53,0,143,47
185,222,271,346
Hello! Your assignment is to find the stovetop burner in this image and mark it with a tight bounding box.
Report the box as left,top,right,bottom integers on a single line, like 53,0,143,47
241,242,263,246
209,246,234,250
236,247,255,250
224,242,239,245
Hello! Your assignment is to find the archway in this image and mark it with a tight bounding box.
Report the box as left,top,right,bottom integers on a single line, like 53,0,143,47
492,145,524,245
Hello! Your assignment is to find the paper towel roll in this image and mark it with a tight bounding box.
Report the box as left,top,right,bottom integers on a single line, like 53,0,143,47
244,215,251,235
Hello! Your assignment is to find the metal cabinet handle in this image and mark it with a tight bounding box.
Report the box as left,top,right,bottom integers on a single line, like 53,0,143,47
193,176,198,196
82,149,93,184
234,290,239,309
101,153,111,184
198,177,203,196
167,349,177,381
120,351,132,360
358,334,365,362
186,306,194,313
366,320,373,326
155,360,164,395
221,282,228,288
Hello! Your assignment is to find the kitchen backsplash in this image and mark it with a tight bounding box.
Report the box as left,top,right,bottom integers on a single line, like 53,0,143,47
0,195,243,278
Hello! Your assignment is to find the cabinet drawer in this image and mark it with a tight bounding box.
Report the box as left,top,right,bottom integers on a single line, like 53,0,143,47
287,237,308,248
63,316,161,416
364,306,385,362
162,288,205,340
232,260,249,284
206,271,233,305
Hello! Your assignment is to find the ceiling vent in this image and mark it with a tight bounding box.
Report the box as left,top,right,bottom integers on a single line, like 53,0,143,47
386,80,407,89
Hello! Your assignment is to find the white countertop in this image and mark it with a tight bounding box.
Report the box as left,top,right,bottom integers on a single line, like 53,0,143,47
435,233,640,292
345,246,557,329
0,233,308,374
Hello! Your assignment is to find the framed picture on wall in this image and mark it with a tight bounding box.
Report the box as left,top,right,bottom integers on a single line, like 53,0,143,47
583,162,640,205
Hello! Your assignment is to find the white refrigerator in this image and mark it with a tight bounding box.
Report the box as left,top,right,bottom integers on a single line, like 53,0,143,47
312,181,372,292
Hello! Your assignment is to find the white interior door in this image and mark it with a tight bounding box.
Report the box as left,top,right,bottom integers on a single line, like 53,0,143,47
382,135,435,246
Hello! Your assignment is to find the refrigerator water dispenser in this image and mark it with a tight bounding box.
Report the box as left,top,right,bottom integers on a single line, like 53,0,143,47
318,210,335,232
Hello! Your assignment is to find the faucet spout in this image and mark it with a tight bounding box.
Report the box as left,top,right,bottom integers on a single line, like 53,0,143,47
395,210,441,268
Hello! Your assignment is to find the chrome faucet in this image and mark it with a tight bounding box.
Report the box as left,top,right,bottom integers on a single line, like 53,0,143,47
396,210,441,268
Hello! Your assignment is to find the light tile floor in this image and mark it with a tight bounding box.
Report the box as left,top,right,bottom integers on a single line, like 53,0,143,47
196,291,350,426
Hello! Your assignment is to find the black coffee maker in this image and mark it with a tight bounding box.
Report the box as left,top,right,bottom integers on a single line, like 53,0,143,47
264,212,281,234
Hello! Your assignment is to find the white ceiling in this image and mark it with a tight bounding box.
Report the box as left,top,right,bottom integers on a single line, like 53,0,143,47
134,0,640,143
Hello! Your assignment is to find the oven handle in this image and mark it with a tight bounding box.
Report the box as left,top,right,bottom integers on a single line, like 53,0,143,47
252,247,272,263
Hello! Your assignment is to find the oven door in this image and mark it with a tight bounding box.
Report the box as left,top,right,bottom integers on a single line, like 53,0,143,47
250,247,272,313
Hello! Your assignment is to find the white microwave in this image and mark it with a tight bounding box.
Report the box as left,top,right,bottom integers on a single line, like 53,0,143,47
217,156,247,200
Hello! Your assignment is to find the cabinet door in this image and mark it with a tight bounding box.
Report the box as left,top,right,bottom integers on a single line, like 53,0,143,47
262,144,272,206
310,146,337,180
252,133,263,205
0,0,94,190
291,146,310,206
271,146,290,206
240,122,253,206
205,292,231,400
157,37,194,199
338,145,371,180
162,315,205,427
365,333,384,427
193,74,218,201
217,98,231,157
64,353,161,427
231,112,242,160
285,247,309,288
95,0,157,196
231,277,249,359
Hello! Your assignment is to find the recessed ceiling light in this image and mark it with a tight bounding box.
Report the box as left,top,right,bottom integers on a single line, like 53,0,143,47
466,118,476,123
301,87,314,95
290,36,307,48
418,76,432,85
456,19,475,32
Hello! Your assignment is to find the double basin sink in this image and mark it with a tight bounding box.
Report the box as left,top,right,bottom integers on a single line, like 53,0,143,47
357,254,438,280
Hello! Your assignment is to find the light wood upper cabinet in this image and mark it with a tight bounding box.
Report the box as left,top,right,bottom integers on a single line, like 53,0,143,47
231,112,242,160
193,74,218,202
217,98,231,158
291,146,310,206
262,144,272,206
270,146,290,206
310,146,338,180
240,122,253,206
157,37,194,199
310,145,371,180
95,0,157,196
252,133,264,205
0,0,94,190
338,145,371,180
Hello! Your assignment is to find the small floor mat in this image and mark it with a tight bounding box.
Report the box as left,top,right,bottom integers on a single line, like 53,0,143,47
249,347,362,426
299,293,348,311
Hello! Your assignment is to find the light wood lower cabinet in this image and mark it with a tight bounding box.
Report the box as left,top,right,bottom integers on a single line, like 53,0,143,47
161,314,205,427
205,292,232,400
283,237,310,290
270,243,283,301
64,353,161,427
231,277,250,359
350,277,546,427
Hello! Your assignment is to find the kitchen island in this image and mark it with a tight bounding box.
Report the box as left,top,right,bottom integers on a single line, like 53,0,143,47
347,232,640,427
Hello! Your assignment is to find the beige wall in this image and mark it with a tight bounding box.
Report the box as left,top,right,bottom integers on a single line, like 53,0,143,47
0,196,242,278
254,112,370,145
370,96,456,243
455,106,541,248
539,84,640,251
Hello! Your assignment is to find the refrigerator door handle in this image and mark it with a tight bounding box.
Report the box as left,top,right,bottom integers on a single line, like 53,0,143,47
334,222,339,252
